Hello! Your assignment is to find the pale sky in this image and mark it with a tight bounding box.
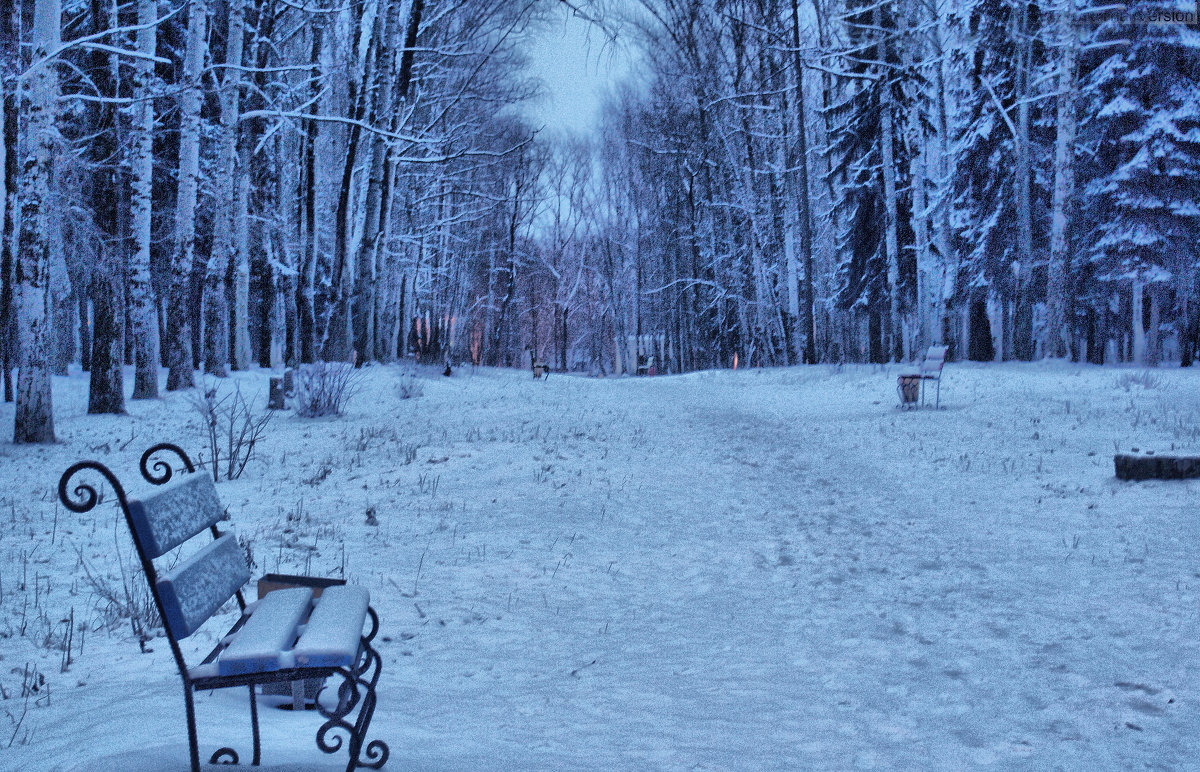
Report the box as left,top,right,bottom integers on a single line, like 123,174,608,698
521,4,637,135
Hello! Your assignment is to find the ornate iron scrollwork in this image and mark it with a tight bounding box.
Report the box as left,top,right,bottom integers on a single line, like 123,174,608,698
139,442,197,485
313,626,389,769
58,460,129,515
209,747,239,765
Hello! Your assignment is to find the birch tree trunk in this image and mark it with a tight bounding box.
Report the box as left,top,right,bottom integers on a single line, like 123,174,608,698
14,0,60,443
279,130,301,366
323,0,374,363
129,0,160,397
0,67,10,403
297,18,322,365
929,5,955,349
1147,284,1160,366
85,0,125,413
789,0,816,364
878,27,902,362
1045,0,1077,359
232,139,251,370
1012,1,1035,360
904,0,931,353
203,0,245,376
166,0,207,390
353,0,400,363
1132,277,1145,365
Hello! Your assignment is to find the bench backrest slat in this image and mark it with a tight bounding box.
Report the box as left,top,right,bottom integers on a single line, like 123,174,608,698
156,533,251,639
920,346,948,375
128,474,225,559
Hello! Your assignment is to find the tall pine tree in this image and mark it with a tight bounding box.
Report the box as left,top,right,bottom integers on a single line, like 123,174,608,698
1081,1,1200,364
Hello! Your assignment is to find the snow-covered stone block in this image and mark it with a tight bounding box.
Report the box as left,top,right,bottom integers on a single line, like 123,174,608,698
128,474,225,558
156,533,250,639
291,586,369,668
218,587,313,676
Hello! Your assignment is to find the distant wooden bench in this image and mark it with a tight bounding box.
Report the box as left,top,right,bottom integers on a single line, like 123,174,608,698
898,345,948,408
1114,453,1200,480
58,444,388,772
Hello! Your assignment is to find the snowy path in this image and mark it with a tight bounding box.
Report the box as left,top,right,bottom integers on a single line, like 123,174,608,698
2,364,1198,770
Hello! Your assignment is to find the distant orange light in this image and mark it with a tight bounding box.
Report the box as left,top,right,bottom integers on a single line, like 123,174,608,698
733,352,738,370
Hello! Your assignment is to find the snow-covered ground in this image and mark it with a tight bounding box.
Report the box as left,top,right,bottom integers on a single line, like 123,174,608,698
2,361,1199,770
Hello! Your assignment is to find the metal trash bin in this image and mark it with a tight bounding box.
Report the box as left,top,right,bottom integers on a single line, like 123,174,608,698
897,374,921,407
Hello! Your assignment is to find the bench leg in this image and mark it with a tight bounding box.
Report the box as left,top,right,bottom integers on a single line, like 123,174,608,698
315,608,389,770
184,685,201,772
206,688,256,767
249,684,262,765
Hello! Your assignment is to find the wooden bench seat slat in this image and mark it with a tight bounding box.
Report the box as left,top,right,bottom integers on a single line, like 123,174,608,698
128,474,225,558
291,585,370,668
157,533,251,639
218,587,313,676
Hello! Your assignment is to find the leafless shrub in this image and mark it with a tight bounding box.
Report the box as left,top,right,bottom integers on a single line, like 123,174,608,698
398,365,424,400
74,545,160,639
295,361,363,417
1115,370,1161,391
190,381,273,481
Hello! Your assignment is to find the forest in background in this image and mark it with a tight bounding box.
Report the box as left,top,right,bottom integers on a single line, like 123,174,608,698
2,0,1199,442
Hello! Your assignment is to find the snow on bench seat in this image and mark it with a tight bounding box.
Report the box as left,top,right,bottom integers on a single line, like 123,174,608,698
291,586,370,668
218,587,314,676
157,533,251,639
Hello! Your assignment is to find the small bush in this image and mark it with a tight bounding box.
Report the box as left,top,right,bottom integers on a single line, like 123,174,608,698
398,366,424,400
189,381,273,481
75,546,160,638
1115,370,1161,392
295,361,363,417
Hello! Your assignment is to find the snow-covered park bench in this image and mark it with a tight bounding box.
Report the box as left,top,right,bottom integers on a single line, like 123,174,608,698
897,345,948,408
57,443,388,772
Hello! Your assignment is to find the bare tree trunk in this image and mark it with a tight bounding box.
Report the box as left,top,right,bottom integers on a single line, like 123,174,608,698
297,19,322,365
204,0,244,376
929,4,955,349
878,9,901,363
166,0,207,390
353,0,401,363
278,130,301,367
1045,0,1076,359
1012,1,1035,360
323,0,374,363
1147,284,1161,366
1132,277,1145,365
232,138,251,370
14,0,61,443
0,67,11,403
789,0,816,364
82,0,126,413
129,0,160,397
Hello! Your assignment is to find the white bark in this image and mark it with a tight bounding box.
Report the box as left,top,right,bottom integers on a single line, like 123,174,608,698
129,0,159,398
903,0,931,353
1148,284,1160,366
1013,0,1034,360
354,0,400,363
232,139,251,370
1132,277,1146,365
203,0,244,376
166,0,206,390
929,5,955,348
880,79,901,362
14,0,60,443
1045,0,1077,359
0,81,5,266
